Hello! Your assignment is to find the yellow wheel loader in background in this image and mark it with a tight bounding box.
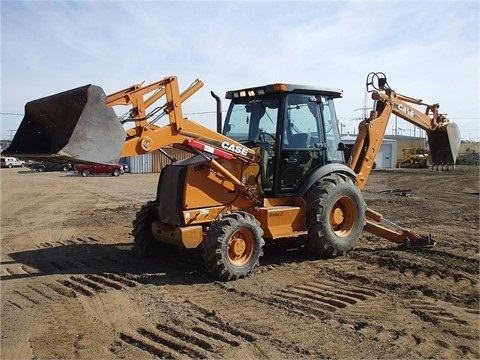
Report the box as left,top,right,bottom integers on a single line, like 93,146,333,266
397,147,430,169
4,72,461,281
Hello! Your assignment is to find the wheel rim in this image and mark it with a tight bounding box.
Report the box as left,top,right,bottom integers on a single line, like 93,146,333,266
227,228,254,266
330,196,357,236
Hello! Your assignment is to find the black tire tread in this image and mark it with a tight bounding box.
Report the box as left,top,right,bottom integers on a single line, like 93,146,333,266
203,211,265,281
132,200,173,256
305,173,366,257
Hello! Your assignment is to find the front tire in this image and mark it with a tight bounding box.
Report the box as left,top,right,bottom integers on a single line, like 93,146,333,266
81,169,89,177
203,211,265,281
38,166,45,172
305,174,366,257
112,169,121,176
62,165,70,172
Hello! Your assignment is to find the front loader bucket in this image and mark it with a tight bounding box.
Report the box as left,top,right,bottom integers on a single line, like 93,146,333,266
427,123,461,165
4,85,126,164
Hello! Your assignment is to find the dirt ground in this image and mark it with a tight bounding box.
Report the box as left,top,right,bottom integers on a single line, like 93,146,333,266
1,166,479,359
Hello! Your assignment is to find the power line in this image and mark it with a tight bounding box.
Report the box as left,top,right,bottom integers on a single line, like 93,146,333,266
184,110,221,115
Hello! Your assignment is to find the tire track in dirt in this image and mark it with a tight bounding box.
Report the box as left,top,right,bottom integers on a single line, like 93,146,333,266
62,278,275,359
270,279,380,314
20,245,472,360
5,272,142,311
117,317,253,359
320,256,479,357
1,236,138,312
2,224,478,359
3,281,73,310
147,276,384,357
108,280,317,357
408,310,479,359
355,250,477,284
113,294,298,359
346,249,478,306
2,236,127,279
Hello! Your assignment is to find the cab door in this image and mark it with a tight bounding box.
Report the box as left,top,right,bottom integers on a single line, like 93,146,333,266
277,94,343,194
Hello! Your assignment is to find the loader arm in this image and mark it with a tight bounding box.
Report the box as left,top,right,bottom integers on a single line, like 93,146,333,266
108,76,260,203
103,76,255,161
347,72,461,247
4,75,259,203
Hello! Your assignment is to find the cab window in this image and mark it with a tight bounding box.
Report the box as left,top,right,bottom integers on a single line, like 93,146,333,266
223,97,279,144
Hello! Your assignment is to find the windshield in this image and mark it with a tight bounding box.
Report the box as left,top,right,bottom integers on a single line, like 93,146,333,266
223,96,280,143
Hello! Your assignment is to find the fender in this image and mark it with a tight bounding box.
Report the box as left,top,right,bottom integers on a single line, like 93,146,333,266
297,163,357,197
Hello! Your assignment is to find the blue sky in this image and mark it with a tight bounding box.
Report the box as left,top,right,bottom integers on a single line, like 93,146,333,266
1,1,479,141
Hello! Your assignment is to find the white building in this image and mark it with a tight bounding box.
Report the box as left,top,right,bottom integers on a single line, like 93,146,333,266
341,136,397,169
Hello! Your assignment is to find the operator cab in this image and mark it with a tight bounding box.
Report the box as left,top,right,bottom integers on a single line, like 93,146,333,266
223,84,344,196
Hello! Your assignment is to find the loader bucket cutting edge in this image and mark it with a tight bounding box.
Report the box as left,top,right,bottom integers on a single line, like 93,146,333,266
3,85,126,164
427,123,461,165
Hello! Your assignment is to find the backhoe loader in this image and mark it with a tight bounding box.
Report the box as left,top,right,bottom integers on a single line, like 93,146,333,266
4,72,461,281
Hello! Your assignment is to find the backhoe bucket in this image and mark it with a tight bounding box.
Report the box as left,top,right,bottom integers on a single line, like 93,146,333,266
427,123,461,165
4,85,126,164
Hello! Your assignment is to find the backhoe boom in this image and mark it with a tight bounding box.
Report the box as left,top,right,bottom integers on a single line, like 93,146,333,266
349,72,460,190
348,72,459,247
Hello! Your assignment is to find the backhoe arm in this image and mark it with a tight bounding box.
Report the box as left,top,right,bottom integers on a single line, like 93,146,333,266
348,72,459,248
348,72,460,190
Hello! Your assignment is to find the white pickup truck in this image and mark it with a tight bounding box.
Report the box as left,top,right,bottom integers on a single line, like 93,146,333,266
1,156,26,168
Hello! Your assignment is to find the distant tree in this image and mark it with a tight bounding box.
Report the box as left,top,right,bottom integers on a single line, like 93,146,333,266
0,139,12,151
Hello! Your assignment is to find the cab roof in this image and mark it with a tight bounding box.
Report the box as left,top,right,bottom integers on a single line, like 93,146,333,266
225,83,343,100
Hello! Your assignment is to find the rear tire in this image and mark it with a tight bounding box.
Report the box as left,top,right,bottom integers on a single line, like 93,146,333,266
81,170,89,177
203,211,264,281
133,201,173,256
38,166,45,172
305,173,366,257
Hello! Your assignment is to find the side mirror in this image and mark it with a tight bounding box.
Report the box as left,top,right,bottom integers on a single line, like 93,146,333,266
337,142,347,151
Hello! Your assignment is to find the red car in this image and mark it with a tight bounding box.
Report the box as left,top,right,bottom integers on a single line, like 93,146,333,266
74,163,124,177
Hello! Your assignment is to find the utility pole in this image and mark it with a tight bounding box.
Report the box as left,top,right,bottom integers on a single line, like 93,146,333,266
7,130,16,140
